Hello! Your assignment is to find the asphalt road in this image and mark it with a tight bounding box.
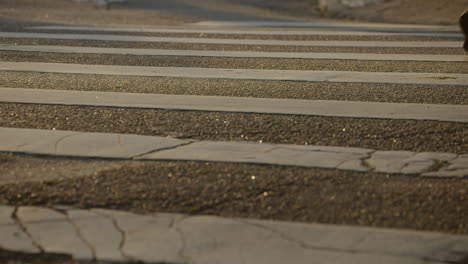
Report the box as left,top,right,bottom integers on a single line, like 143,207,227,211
1,152,468,236
2,51,467,73
1,103,467,153
1,37,464,54
2,72,468,104
0,0,467,251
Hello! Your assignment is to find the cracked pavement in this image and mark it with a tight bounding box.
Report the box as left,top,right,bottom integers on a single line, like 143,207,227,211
0,127,467,177
2,205,468,264
1,0,468,263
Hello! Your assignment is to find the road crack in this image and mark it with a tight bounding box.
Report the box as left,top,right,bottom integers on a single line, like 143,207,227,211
12,206,43,253
92,210,134,262
63,210,97,261
132,140,195,159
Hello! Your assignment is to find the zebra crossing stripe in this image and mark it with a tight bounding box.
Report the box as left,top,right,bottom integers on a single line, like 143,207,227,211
192,20,460,33
3,205,468,264
0,127,466,176
1,88,467,123
26,25,464,38
1,44,465,62
0,32,461,48
0,62,466,86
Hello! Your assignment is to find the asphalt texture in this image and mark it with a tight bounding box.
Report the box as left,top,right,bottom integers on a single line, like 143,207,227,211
1,38,464,55
1,0,468,262
1,72,467,105
2,51,467,73
1,152,468,236
1,104,467,153
0,149,135,185
20,30,462,41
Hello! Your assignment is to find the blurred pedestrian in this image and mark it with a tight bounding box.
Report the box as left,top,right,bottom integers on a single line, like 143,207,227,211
461,10,468,51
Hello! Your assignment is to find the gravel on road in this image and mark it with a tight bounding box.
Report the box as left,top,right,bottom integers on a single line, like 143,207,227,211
1,152,467,235
2,51,467,73
1,72,467,105
1,104,467,153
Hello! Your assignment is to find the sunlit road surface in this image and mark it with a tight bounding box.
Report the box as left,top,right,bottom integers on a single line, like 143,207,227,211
0,1,467,263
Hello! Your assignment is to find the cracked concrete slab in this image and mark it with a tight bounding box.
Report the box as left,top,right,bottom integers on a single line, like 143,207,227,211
180,217,441,264
0,32,461,48
366,151,416,173
93,209,184,263
177,215,331,264
0,127,466,177
2,206,468,263
423,154,468,178
0,205,15,226
0,126,188,159
446,154,468,170
2,88,468,123
242,219,468,263
0,206,39,254
16,206,93,261
2,62,467,86
140,141,370,170
67,210,126,262
366,151,467,175
411,152,458,162
337,159,369,171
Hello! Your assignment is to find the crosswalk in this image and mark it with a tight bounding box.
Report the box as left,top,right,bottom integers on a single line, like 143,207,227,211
3,44,466,61
1,19,468,263
25,24,465,37
1,31,462,47
2,88,468,122
27,23,464,34
2,62,467,85
1,20,467,189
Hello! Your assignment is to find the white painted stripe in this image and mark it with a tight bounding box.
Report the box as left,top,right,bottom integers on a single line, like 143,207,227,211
26,25,464,38
1,88,467,123
1,127,467,177
0,32,461,48
1,62,466,86
2,44,466,62
5,206,468,264
0,127,185,159
192,20,460,32
0,127,367,170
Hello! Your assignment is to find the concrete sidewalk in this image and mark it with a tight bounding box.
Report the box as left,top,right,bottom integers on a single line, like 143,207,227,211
1,205,468,264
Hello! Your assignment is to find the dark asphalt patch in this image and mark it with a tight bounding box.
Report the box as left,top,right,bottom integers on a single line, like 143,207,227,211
1,72,467,105
1,104,467,153
2,51,467,73
1,153,467,235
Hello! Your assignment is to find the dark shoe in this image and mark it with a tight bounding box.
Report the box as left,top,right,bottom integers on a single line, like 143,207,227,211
461,10,468,51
